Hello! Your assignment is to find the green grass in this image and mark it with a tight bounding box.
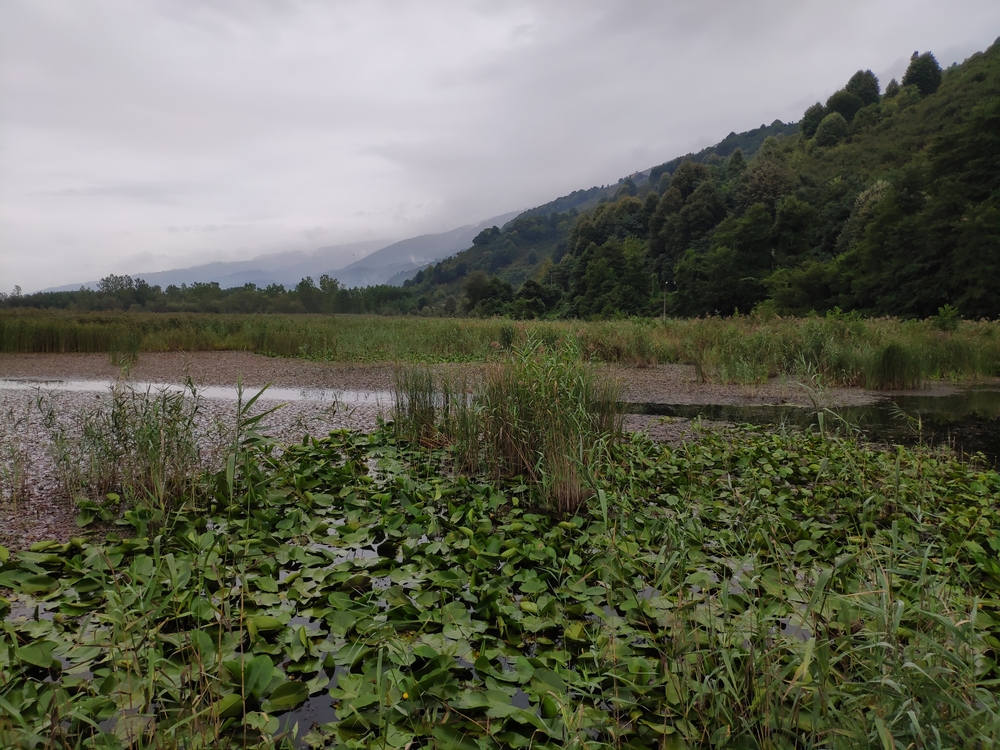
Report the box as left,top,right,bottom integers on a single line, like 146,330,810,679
4,308,1000,387
391,341,623,513
37,379,204,515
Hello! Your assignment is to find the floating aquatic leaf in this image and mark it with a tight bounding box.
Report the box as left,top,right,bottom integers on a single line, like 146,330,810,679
263,679,309,712
18,640,57,669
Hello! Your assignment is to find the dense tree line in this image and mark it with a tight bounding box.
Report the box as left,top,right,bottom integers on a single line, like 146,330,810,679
0,274,417,316
6,42,999,322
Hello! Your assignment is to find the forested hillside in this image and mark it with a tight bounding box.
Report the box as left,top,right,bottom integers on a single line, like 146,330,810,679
5,41,998,320
403,41,1000,319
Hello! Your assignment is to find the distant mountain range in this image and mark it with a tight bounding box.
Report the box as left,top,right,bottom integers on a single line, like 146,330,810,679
42,210,521,293
329,211,520,289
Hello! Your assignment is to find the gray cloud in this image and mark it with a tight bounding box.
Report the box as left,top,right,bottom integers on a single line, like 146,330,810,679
2,0,999,291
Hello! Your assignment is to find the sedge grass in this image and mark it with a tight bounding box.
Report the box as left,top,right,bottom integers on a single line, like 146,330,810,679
391,340,622,514
5,308,1000,387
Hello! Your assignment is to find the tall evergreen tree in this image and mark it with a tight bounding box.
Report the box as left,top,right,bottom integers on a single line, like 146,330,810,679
902,51,942,96
846,69,881,106
826,89,865,121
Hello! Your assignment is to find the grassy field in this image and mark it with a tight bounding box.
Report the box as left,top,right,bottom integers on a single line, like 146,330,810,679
1,359,999,747
3,308,1000,389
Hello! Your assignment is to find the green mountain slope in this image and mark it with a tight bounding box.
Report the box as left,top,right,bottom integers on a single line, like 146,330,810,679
406,40,1000,320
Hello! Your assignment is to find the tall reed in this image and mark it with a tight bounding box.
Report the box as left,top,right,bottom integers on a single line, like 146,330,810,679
5,308,1000,386
391,341,622,514
40,379,203,514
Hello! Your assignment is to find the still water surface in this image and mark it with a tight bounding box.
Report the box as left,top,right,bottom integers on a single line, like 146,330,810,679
630,384,1000,465
0,378,388,404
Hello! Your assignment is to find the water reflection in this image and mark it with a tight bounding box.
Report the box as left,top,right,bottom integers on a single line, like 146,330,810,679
626,384,1000,464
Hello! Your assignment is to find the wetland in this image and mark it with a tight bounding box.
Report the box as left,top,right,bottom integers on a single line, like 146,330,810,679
2,337,1000,748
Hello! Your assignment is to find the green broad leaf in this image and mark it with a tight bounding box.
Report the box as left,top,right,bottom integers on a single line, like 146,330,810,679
250,615,284,634
18,640,58,668
412,644,439,659
190,597,216,621
58,601,100,616
225,654,275,698
563,621,588,641
263,680,309,711
245,711,279,733
191,630,217,660
0,596,8,618
514,656,535,683
253,576,279,593
20,575,58,594
326,609,358,636
28,540,61,553
0,544,8,563
214,693,244,719
432,724,481,750
530,668,565,697
113,713,153,744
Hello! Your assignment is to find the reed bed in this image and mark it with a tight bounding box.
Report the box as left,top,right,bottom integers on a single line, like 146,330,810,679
4,308,1000,388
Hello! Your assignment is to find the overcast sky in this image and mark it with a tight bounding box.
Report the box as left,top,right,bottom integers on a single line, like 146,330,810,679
2,1,998,292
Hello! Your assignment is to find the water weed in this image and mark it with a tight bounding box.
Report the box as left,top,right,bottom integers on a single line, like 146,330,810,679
1,422,998,748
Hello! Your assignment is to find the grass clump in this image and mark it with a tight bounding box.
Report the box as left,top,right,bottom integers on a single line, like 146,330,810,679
477,341,622,513
391,340,622,513
0,402,30,510
40,379,203,519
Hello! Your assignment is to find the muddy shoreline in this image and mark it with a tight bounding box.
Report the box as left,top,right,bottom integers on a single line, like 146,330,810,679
0,351,937,552
0,350,906,406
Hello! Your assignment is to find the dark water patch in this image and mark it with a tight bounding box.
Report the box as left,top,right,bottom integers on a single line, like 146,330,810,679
626,386,1000,465
275,667,341,748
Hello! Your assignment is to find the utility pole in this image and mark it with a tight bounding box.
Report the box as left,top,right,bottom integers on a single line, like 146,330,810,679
662,282,668,321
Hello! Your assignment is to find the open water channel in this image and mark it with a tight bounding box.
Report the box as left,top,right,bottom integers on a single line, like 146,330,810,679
3,377,1000,464
630,384,1000,465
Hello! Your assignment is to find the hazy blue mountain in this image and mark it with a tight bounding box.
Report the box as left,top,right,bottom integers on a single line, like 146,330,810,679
327,210,522,288
41,240,386,292
40,211,521,293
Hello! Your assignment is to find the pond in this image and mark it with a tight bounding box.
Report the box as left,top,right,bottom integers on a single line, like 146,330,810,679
627,384,1000,465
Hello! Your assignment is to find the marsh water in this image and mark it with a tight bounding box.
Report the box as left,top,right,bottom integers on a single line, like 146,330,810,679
3,377,1000,464
0,378,387,405
630,384,1000,465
